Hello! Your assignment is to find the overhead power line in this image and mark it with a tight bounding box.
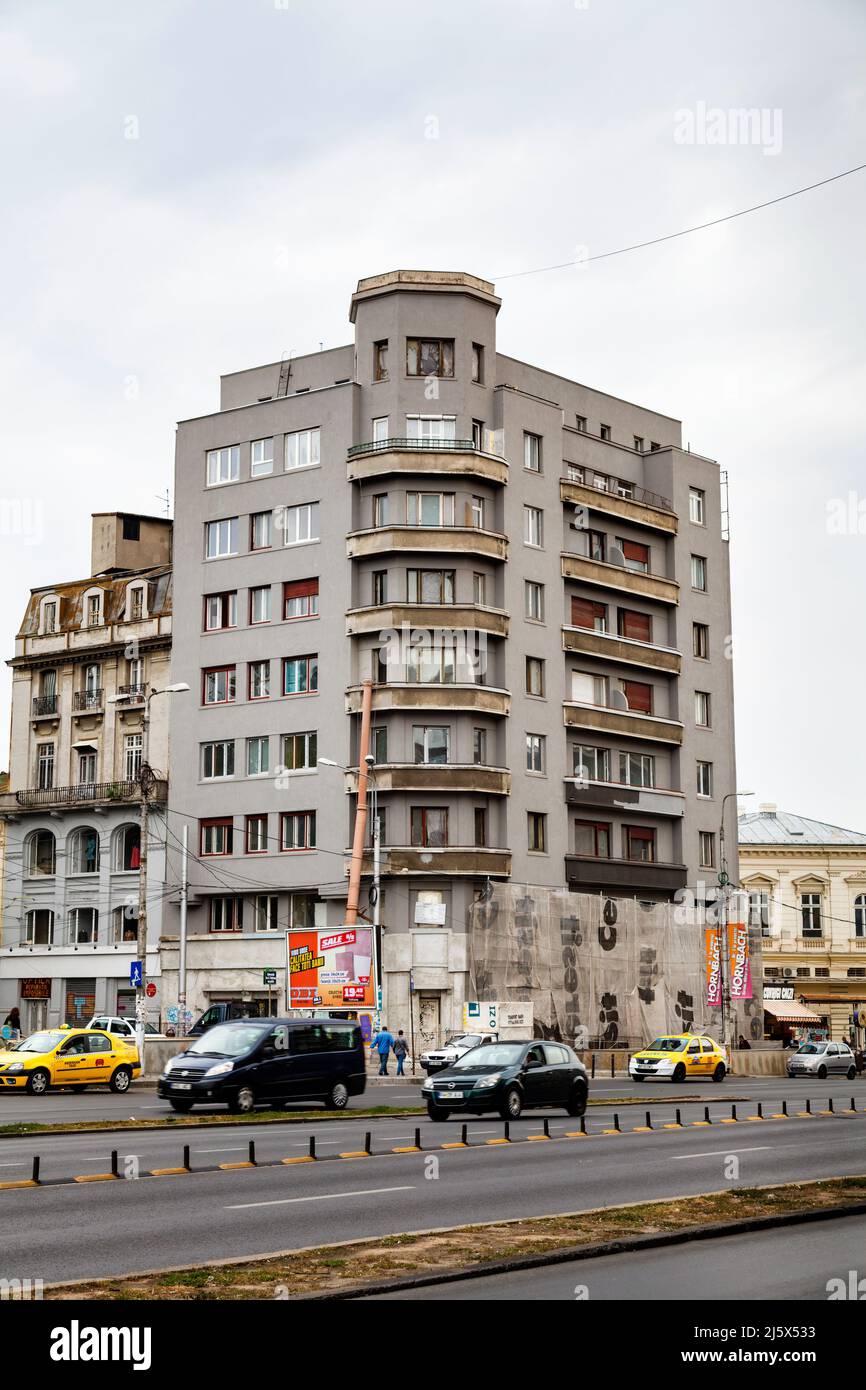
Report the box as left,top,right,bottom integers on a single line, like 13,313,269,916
494,162,866,281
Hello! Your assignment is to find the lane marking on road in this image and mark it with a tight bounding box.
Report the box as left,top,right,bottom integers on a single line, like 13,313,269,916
226,1185,415,1210
671,1147,773,1160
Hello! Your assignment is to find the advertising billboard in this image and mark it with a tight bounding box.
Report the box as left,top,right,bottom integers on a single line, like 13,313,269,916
287,927,375,1009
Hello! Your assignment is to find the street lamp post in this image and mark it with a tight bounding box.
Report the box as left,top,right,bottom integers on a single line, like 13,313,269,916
108,682,188,1072
319,755,382,1026
717,789,754,1054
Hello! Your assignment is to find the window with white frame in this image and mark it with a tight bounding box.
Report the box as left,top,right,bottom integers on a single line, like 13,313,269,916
749,891,771,934
251,438,274,477
204,591,237,631
201,741,235,780
127,584,145,621
694,690,711,727
124,733,142,781
85,591,103,628
523,505,543,548
285,428,320,471
253,895,279,931
620,752,655,787
689,487,705,525
68,907,99,945
206,445,240,486
691,554,707,591
249,586,271,625
470,495,486,529
413,726,450,765
69,827,100,875
696,760,713,797
37,742,55,789
201,819,233,856
281,731,317,771
406,492,455,526
247,735,270,776
280,810,316,851
574,745,610,781
801,892,823,936
248,660,270,700
250,511,272,550
245,814,268,854
525,581,544,622
699,831,716,868
203,666,236,704
526,733,546,773
372,416,389,442
405,414,457,441
205,518,238,558
281,502,319,545
77,747,97,784
405,340,454,378
41,598,58,634
523,432,542,472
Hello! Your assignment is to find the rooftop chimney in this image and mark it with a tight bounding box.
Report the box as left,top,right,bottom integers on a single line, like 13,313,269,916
758,803,778,817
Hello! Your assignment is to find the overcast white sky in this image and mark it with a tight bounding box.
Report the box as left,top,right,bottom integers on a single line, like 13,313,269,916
1,0,864,828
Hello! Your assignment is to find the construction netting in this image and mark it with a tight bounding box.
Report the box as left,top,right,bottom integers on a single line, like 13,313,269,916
468,885,764,1049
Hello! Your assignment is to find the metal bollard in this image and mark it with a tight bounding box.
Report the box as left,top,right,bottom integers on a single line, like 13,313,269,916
806,1098,812,1114
731,1104,737,1121
852,1097,857,1114
828,1097,834,1114
248,1140,257,1165
757,1102,763,1119
704,1105,711,1124
183,1144,191,1171
504,1121,511,1142
31,1155,40,1185
309,1134,316,1160
591,1053,596,1079
543,1118,550,1138
646,1110,653,1130
782,1100,788,1117
580,1113,587,1135
614,1111,621,1132
461,1123,468,1145
675,1108,682,1127
611,1055,615,1079
414,1126,422,1149
111,1150,119,1177
364,1131,372,1155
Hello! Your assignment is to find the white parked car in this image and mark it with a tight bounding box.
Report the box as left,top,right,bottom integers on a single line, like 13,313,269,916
87,1015,165,1039
420,1031,499,1075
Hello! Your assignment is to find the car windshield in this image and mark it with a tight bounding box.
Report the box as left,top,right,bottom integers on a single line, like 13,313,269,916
647,1037,687,1052
451,1043,526,1069
445,1034,483,1048
796,1043,825,1054
184,1023,270,1058
14,1031,66,1053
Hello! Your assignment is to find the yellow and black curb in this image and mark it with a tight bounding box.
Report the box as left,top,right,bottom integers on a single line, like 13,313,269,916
0,1096,863,1194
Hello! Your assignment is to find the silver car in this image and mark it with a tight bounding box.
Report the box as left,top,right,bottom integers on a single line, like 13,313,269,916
786,1040,857,1080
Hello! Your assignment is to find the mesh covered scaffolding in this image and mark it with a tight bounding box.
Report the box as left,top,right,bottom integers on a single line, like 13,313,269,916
469,885,764,1049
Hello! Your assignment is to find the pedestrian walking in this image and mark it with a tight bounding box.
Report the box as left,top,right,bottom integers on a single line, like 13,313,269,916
392,1029,409,1076
371,1024,395,1076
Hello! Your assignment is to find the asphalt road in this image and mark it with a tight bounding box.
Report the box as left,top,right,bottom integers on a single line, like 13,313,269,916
365,1214,866,1301
0,1072,861,1125
4,1105,866,1283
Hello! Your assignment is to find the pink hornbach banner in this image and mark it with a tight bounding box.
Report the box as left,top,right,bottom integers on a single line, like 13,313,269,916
727,920,752,1000
705,926,722,1007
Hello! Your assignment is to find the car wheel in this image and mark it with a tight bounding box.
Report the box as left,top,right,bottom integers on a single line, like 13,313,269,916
228,1085,256,1114
817,1064,827,1080
566,1082,588,1117
499,1086,523,1120
848,1066,857,1081
109,1066,132,1094
713,1063,726,1082
26,1068,50,1096
672,1063,686,1083
325,1080,349,1110
632,1074,646,1082
427,1103,449,1121
169,1099,193,1113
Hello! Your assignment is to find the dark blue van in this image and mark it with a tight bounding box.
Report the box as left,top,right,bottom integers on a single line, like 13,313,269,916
157,1017,366,1113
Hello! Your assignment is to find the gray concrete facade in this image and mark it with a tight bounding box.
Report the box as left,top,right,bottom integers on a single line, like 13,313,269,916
166,270,738,1048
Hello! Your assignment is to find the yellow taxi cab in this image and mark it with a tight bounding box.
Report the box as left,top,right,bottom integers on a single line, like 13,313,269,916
0,1027,140,1096
629,1034,727,1084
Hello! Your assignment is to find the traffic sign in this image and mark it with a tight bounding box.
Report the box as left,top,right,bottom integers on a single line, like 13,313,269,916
129,961,143,988
263,969,277,986
145,982,157,998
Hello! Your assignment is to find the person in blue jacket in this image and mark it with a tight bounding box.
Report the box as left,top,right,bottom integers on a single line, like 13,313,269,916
371,1024,394,1076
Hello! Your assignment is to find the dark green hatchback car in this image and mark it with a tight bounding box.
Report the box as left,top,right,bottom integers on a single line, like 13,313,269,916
421,1039,588,1121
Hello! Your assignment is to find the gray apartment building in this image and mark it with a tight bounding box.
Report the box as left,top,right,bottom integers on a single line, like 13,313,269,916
166,268,737,1046
0,513,173,1030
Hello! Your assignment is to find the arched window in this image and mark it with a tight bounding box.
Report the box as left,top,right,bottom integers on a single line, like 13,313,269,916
39,595,59,635
112,904,139,943
126,583,146,621
855,894,866,939
112,823,141,872
81,587,104,629
68,826,100,875
25,829,56,877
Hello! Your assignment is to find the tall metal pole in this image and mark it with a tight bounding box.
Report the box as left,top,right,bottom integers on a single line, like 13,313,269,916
135,691,152,1074
371,773,382,1030
178,823,188,1036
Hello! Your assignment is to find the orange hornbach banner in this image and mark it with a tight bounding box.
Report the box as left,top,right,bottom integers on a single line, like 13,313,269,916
727,919,752,999
705,926,722,1007
287,927,375,1009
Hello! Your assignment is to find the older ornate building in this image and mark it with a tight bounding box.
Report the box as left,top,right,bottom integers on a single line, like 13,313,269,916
0,513,172,1030
740,804,866,1042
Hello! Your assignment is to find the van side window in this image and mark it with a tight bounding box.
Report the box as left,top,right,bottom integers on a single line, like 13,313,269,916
291,1025,326,1054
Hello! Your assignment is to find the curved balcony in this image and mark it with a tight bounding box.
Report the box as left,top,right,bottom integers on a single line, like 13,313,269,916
346,682,510,717
562,625,681,674
346,763,511,795
348,526,508,563
347,603,509,639
561,552,679,605
357,846,511,877
560,477,677,535
565,779,685,818
348,439,508,487
564,701,683,745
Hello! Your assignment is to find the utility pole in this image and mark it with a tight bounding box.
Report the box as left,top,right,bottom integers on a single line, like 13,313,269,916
369,755,382,1030
178,823,189,1036
717,789,754,1056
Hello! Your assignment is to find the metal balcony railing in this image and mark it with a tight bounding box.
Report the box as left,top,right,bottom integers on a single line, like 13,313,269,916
116,683,147,701
15,779,144,809
348,437,476,458
564,466,672,512
73,689,104,711
31,695,58,717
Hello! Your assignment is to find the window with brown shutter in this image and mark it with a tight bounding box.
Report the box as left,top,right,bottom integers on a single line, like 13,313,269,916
571,597,607,631
618,539,649,572
624,826,656,861
621,679,653,713
618,608,652,642
283,578,319,620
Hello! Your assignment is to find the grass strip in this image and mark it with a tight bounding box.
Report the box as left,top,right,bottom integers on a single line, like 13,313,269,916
45,1173,866,1301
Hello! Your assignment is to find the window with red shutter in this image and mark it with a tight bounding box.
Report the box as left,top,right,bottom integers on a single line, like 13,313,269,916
617,539,649,572
283,578,319,620
618,608,652,642
571,597,607,631
621,680,653,713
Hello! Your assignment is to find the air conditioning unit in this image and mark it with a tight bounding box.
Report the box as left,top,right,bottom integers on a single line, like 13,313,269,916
782,967,794,978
